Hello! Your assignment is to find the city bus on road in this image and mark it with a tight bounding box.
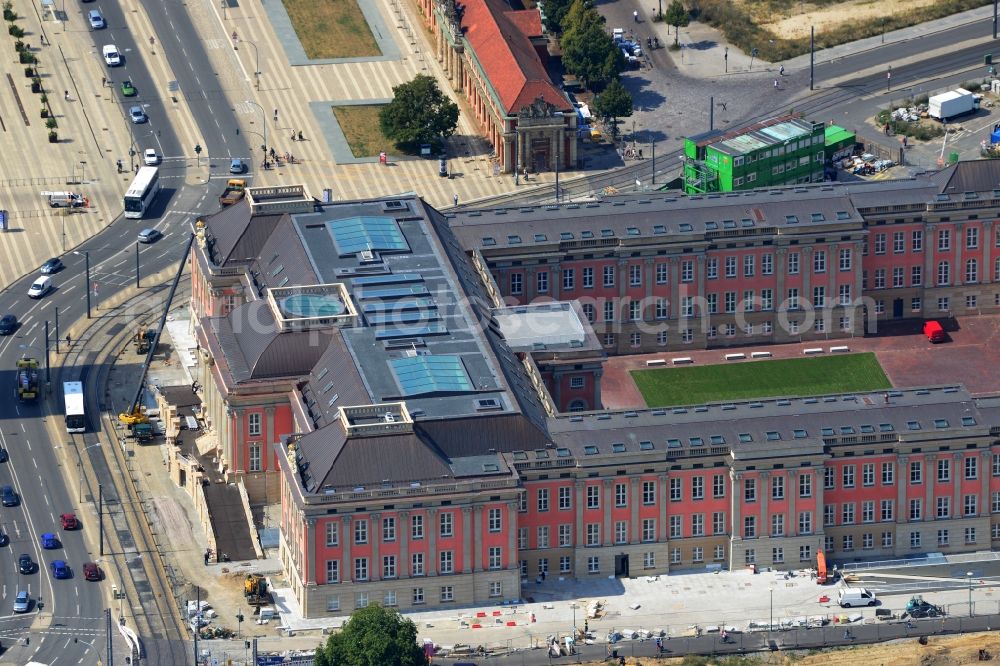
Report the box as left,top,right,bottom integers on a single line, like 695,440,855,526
64,381,86,433
123,166,160,219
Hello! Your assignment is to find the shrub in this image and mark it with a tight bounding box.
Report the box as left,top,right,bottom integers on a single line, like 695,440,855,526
45,116,56,129
8,24,23,38
2,8,16,22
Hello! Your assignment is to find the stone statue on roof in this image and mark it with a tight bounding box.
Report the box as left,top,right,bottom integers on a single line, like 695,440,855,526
519,96,556,119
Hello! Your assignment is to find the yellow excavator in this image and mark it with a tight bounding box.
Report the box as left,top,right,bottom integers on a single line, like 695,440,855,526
118,405,148,426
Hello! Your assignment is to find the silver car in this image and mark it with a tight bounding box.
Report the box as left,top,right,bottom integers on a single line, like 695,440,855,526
13,590,29,613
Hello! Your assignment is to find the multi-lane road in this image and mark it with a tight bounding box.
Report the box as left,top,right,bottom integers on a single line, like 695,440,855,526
0,0,254,662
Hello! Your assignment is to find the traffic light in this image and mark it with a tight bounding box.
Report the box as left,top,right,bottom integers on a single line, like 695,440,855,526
194,144,203,155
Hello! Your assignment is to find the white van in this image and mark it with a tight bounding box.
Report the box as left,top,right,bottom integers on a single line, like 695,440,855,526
47,192,84,208
838,587,877,608
28,276,52,299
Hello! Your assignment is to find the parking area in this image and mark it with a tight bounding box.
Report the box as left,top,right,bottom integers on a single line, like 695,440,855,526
601,314,1000,409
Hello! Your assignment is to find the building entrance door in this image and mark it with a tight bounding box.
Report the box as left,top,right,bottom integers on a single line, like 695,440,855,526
893,298,904,318
615,553,630,577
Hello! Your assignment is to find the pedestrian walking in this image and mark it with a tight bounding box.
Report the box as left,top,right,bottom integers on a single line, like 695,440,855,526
273,108,278,122
65,334,71,346
843,628,852,640
773,79,779,90
101,76,106,88
453,193,459,206
633,9,639,21
40,34,47,46
779,65,785,75
291,130,296,141
64,90,69,101
298,131,304,141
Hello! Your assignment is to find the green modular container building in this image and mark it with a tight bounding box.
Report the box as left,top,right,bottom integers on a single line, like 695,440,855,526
682,115,828,194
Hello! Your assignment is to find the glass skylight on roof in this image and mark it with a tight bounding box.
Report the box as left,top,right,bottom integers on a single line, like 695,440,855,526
560,232,574,240
907,421,921,430
581,231,594,239
330,216,409,256
793,429,807,439
962,416,976,426
738,433,752,442
639,441,653,450
934,419,949,429
534,234,547,242
389,355,474,396
482,237,496,246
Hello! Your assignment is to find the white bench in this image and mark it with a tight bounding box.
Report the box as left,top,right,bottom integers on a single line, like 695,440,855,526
829,345,850,353
671,357,693,365
645,359,667,367
803,348,824,355
724,353,746,361
750,351,772,359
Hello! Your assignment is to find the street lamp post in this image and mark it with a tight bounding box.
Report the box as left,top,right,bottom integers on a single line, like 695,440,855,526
768,586,774,647
72,250,91,319
246,100,268,168
236,38,261,90
570,602,579,638
967,571,974,616
74,441,102,503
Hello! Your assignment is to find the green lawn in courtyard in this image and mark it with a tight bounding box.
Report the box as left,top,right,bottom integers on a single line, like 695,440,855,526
630,353,891,407
332,105,393,157
282,0,379,59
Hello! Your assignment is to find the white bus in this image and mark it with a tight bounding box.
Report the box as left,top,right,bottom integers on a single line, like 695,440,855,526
64,381,86,433
123,166,160,219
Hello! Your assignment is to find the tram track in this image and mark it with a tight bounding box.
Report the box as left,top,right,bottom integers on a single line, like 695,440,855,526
57,279,192,665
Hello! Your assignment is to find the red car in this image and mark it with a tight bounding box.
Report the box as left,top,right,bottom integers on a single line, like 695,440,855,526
82,562,102,581
60,513,78,530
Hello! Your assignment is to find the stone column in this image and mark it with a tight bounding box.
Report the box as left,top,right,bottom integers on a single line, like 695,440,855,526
473,507,483,571
659,474,668,541
802,247,813,306
813,469,825,536
507,502,518,568
896,457,908,524
925,225,936,289
370,513,381,581
575,481,585,546
953,452,964,518
551,262,561,300
399,511,410,577
984,221,994,284
630,478,641,543
982,451,992,517
644,258,655,299
669,258,681,324
462,507,472,574
776,248,787,311
730,470,742,538
788,470,798,536
428,508,438,575
342,516,352,581
954,223,964,286
924,455,935,518
231,408,244,472
760,472,770,536
603,479,614,544
696,255,706,300
306,518,317,584
264,406,275,473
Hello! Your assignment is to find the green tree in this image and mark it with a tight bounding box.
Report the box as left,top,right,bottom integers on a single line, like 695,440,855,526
593,78,633,136
379,74,459,151
664,0,689,46
560,1,623,89
541,0,576,33
314,604,426,666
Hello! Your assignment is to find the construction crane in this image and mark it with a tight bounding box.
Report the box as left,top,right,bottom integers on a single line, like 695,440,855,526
117,234,195,429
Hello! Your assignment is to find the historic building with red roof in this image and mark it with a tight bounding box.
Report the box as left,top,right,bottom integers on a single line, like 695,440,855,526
416,0,577,174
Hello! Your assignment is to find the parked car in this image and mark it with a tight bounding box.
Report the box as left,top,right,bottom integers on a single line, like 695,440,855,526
18,554,34,574
1,485,19,507
137,228,162,244
129,105,147,124
83,562,102,581
87,9,105,29
12,591,30,613
40,257,64,274
102,44,121,67
51,560,70,579
0,314,17,335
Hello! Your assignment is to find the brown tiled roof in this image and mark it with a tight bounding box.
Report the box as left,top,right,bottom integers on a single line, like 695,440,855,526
461,0,568,114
